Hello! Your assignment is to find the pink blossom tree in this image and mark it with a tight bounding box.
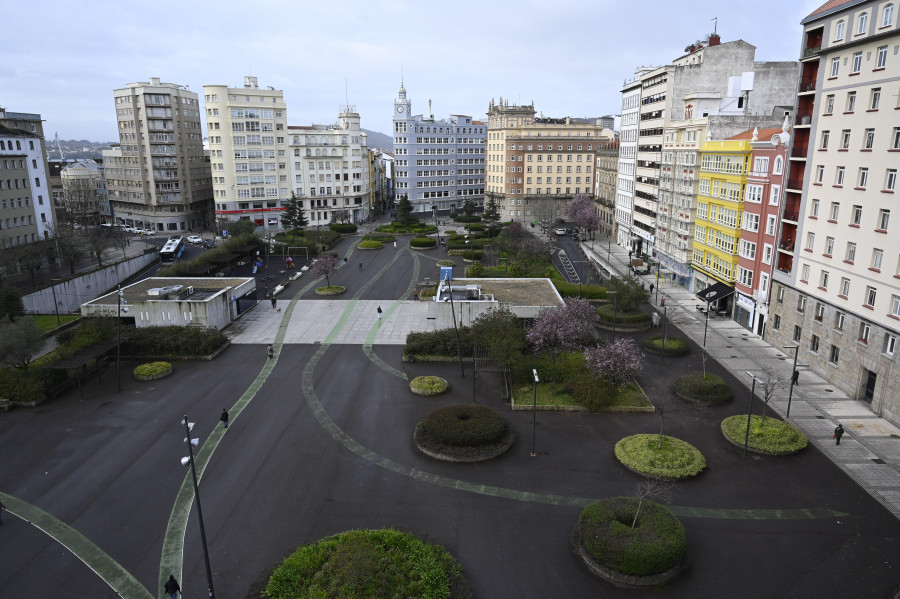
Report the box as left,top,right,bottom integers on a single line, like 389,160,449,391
310,253,340,287
584,337,645,387
526,298,599,360
566,193,593,222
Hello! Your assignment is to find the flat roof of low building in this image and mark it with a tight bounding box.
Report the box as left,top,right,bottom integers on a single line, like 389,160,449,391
449,278,564,308
83,277,254,307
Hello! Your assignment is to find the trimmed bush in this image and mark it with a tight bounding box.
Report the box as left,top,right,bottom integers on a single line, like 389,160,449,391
133,362,171,376
673,372,732,403
436,260,455,267
641,336,689,356
415,404,515,461
376,223,437,235
329,223,358,234
264,528,468,599
124,325,228,358
615,434,706,480
363,233,396,243
552,280,607,299
315,286,346,296
405,327,474,359
409,375,449,396
721,415,809,455
577,497,685,577
460,250,482,261
0,368,59,404
358,240,384,249
465,262,484,277
410,236,437,248
596,304,650,324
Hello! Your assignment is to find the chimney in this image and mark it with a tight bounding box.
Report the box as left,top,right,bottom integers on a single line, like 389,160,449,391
708,33,721,46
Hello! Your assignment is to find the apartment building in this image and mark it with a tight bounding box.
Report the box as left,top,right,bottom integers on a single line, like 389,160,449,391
485,98,610,226
768,0,900,426
0,107,55,248
594,138,619,240
393,83,485,214
60,160,105,226
109,78,212,233
287,109,369,227
616,78,643,250
204,76,289,231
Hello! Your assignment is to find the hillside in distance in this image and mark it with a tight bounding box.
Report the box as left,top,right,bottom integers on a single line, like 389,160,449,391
362,129,392,151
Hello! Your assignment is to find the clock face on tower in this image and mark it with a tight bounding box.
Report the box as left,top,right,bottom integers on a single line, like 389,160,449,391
397,105,404,113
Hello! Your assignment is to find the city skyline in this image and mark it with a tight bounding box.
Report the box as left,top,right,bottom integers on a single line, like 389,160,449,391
5,0,823,141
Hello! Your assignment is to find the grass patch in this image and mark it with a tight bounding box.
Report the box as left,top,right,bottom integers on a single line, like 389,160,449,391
409,375,449,396
641,336,689,356
615,434,706,480
357,240,384,249
264,528,468,599
315,286,346,296
29,314,79,331
673,372,732,403
133,362,171,377
376,223,438,235
721,415,809,454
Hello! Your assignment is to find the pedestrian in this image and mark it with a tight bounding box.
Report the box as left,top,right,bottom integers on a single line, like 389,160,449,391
791,370,799,386
220,408,229,428
343,257,348,266
660,296,666,307
393,240,397,248
834,423,844,445
164,574,181,599
359,261,363,271
413,289,419,301
0,498,5,525
267,344,274,359
377,306,383,320
651,312,660,328
271,295,277,309
649,283,654,294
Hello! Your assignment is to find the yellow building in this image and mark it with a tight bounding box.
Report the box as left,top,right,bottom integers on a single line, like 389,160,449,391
692,137,752,291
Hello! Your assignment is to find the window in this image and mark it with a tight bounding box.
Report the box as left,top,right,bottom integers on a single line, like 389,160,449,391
831,56,841,77
793,325,802,343
846,242,857,262
835,20,845,40
872,248,884,270
820,130,830,149
806,232,816,251
884,4,895,26
825,237,835,256
815,302,826,321
858,168,869,188
743,212,760,232
770,185,781,205
863,129,875,149
887,169,897,191
846,92,856,112
740,239,757,259
766,215,777,236
737,266,753,287
852,204,862,225
811,199,821,217
883,333,896,356
811,335,820,353
763,244,774,264
815,165,825,184
865,285,877,307
777,285,785,303
773,314,781,330
878,209,890,230
876,45,888,69
841,130,851,149
835,167,845,186
852,52,862,73
893,294,900,317
893,127,900,149
798,295,807,313
834,311,845,330
840,277,851,296
859,322,871,343
802,264,811,282
857,12,868,34
830,201,839,220
829,344,840,364
871,88,881,110
824,94,835,114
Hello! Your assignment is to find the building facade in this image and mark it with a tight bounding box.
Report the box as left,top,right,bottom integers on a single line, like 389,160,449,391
60,160,105,226
204,76,289,231
594,138,619,240
392,83,485,214
616,78,643,251
110,78,212,232
287,109,369,227
768,0,900,426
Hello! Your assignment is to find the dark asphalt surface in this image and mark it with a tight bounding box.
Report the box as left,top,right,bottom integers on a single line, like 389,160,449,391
2,232,899,598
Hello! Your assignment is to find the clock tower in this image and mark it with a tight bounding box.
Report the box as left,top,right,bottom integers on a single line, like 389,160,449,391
393,81,411,121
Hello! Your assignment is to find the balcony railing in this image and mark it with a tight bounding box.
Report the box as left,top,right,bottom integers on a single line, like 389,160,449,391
786,179,804,190
803,45,821,58
779,241,795,251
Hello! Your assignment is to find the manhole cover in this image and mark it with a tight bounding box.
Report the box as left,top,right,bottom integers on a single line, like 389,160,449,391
731,355,738,358
726,346,732,348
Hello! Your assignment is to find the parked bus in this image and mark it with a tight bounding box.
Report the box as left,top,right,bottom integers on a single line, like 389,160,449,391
159,236,186,263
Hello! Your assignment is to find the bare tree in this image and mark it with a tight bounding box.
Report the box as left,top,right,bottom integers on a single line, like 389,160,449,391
757,365,786,426
631,478,675,529
62,178,99,227
332,209,351,224
83,227,115,267
700,349,711,378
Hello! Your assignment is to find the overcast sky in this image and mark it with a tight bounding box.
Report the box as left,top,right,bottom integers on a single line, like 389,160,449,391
3,0,825,142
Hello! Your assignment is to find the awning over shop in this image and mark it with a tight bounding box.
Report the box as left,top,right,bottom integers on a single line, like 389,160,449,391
696,281,735,303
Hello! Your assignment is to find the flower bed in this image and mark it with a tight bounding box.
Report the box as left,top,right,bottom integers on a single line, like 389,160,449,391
133,361,172,381
358,240,384,250
409,375,449,396
672,372,732,403
315,286,346,296
721,415,809,455
614,434,706,480
640,336,690,356
414,404,515,462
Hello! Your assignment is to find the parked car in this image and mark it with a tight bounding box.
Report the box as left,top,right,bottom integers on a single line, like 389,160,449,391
187,235,203,245
554,228,567,236
203,239,216,249
124,226,137,233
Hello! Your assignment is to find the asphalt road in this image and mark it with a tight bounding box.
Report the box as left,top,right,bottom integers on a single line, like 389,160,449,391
2,233,900,598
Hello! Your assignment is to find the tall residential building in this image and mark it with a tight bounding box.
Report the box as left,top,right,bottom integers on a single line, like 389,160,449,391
485,98,610,226
204,76,289,231
60,159,105,226
110,78,212,232
594,138,619,240
287,109,369,227
0,107,55,248
768,0,900,427
392,83,485,214
616,78,643,250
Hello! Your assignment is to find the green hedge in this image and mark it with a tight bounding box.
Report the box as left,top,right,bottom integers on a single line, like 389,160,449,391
511,352,621,411
133,361,171,376
358,240,384,249
615,434,706,479
0,368,64,404
673,372,732,403
460,250,482,261
453,215,481,223
405,327,474,358
641,336,690,356
410,236,437,248
577,497,686,577
721,415,809,454
552,280,607,299
418,404,510,447
376,223,438,235
329,223,358,233
596,304,651,324
465,263,484,277
264,529,466,599
409,376,449,396
124,326,228,357
363,233,396,243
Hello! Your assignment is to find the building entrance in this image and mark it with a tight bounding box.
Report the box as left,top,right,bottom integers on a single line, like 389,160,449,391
861,369,877,404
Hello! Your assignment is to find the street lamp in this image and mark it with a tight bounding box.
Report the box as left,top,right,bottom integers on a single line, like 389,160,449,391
702,299,712,348
607,291,618,336
530,369,539,457
181,416,216,599
783,345,800,418
743,372,760,458
116,286,128,392
51,279,62,326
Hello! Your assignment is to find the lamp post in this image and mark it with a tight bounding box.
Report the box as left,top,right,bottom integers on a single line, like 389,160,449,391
181,416,216,599
783,345,800,418
50,279,61,326
744,372,760,458
607,291,618,336
702,299,712,347
661,304,668,357
443,274,465,378
116,286,128,392
530,369,539,457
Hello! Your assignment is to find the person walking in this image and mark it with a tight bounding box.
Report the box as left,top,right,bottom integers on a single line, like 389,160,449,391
834,423,844,445
649,283,654,295
660,296,666,307
377,306,383,320
267,344,274,359
359,261,363,271
271,295,277,309
220,409,229,428
164,574,181,599
413,288,419,301
0,499,5,525
791,370,799,386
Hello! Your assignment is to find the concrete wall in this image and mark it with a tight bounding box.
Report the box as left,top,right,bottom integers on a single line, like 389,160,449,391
23,252,158,315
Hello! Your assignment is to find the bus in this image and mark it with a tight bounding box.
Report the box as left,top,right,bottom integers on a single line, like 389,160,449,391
159,236,186,263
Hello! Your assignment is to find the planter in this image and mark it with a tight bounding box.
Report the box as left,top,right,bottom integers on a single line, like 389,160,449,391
315,286,346,296
133,361,172,381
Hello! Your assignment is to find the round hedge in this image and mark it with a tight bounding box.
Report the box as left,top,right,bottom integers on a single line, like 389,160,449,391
673,372,732,403
329,223,358,233
641,336,690,356
615,434,706,480
410,375,449,396
596,305,650,324
264,528,469,599
576,497,685,578
721,414,809,455
133,361,172,380
314,286,346,296
415,404,515,462
358,240,384,249
364,233,396,243
410,236,437,248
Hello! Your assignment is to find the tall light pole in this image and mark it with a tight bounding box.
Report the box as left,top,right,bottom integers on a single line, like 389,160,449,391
51,279,61,326
181,416,216,599
607,291,618,336
116,286,128,392
783,345,800,418
530,369,539,457
702,299,712,347
744,372,760,458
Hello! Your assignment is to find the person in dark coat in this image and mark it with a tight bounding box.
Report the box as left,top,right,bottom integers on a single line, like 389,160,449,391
271,295,277,309
377,306,383,320
267,344,274,359
359,261,363,270
834,423,844,445
164,575,181,598
220,409,229,428
791,370,799,386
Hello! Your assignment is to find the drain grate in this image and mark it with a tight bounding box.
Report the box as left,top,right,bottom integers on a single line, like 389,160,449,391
872,458,886,464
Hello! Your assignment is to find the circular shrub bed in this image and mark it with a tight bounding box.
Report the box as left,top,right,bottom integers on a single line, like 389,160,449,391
672,372,732,403
329,223,358,234
721,414,809,455
641,335,690,356
133,361,172,381
364,233,396,243
410,236,437,248
596,305,650,325
410,375,449,396
436,259,455,267
358,240,384,250
615,434,706,480
415,404,515,462
264,528,469,599
574,497,685,582
315,286,345,296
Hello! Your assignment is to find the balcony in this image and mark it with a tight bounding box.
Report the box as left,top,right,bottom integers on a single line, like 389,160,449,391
782,212,799,223
802,45,821,59
798,80,816,93
790,145,809,160
795,113,812,127
786,179,804,191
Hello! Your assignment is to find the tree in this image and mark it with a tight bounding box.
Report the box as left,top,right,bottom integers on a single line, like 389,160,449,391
757,365,785,426
332,209,351,224
472,306,525,373
52,226,86,275
0,287,25,322
584,337,644,388
310,253,340,287
482,194,501,237
526,298,599,361
643,375,679,449
11,244,45,286
62,178,98,227
224,218,258,237
566,193,593,223
0,318,45,369
605,275,647,312
395,194,414,224
576,205,600,240
82,226,115,267
280,193,309,230
462,198,476,217
109,227,131,259
631,478,675,529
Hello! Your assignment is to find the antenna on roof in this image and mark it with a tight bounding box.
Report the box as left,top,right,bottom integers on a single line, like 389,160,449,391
712,17,718,35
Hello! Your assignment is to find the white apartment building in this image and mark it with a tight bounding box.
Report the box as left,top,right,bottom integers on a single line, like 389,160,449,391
204,76,289,231
110,78,212,233
616,78,643,250
287,108,370,226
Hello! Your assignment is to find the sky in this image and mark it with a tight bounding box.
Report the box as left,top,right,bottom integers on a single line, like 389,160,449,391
3,0,826,142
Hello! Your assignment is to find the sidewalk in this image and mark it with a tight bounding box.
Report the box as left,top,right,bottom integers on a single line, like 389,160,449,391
582,236,900,521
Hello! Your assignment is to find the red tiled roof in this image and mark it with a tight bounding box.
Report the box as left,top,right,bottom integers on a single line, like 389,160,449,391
727,128,783,141
806,0,856,19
